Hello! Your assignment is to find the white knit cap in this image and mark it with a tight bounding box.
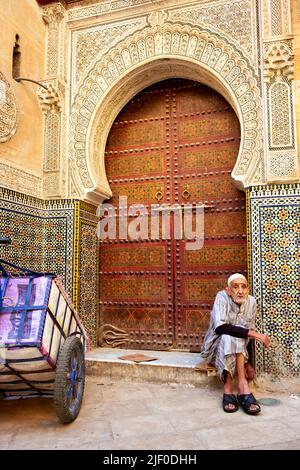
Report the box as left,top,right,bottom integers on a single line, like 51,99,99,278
227,273,247,287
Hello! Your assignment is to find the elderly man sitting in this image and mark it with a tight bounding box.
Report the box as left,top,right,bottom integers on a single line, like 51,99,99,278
200,273,270,415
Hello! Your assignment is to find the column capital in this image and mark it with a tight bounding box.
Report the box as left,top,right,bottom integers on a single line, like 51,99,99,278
42,2,65,26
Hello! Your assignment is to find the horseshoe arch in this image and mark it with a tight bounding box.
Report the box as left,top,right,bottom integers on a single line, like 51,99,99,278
70,23,262,204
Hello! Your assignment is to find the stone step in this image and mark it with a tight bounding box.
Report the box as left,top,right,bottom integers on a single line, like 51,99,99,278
85,347,219,387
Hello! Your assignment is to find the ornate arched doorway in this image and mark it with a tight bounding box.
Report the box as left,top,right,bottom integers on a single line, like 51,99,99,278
99,78,247,351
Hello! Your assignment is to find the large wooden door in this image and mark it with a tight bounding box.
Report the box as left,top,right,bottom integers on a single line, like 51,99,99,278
99,79,247,351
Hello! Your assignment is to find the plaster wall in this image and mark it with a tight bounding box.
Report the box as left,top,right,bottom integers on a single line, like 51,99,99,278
292,0,300,165
0,0,45,176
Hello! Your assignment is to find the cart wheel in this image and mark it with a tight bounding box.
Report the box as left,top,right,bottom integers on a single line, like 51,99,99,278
54,336,85,424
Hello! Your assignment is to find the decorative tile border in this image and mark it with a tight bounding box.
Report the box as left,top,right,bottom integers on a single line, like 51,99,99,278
72,200,81,310
79,202,99,347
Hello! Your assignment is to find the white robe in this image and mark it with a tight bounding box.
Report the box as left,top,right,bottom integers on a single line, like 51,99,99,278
200,290,257,380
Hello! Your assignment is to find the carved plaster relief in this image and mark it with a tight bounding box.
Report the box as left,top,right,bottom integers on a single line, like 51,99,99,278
71,17,147,90
43,113,61,172
268,150,296,179
41,88,65,197
170,0,258,68
43,172,61,198
38,79,65,197
38,83,62,113
42,4,67,199
281,0,292,35
70,22,262,202
262,0,292,39
261,0,297,182
248,158,265,185
0,162,42,197
0,71,18,143
42,3,65,78
261,0,272,38
263,39,298,181
264,41,294,83
67,0,152,22
271,0,284,36
148,10,169,27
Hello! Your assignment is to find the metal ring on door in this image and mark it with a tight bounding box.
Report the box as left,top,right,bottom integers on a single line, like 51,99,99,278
182,187,191,200
155,189,163,201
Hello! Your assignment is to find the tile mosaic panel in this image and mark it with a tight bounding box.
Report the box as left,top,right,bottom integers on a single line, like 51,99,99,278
249,184,300,377
0,189,74,294
0,189,100,349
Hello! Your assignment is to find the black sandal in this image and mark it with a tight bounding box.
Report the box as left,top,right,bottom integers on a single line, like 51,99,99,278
237,393,261,415
222,393,239,413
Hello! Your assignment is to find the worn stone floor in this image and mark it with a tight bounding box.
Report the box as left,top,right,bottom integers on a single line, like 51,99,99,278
1,375,300,450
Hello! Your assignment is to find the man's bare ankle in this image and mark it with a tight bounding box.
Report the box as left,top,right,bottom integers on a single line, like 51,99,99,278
238,384,250,395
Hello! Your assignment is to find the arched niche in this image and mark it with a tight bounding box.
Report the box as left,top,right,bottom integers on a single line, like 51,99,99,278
70,23,262,204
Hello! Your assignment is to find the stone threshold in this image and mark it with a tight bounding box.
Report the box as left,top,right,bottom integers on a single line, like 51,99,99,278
85,347,218,387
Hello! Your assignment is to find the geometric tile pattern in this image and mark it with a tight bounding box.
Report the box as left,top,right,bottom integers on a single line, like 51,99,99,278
78,203,99,348
249,184,300,377
0,188,101,348
0,188,75,294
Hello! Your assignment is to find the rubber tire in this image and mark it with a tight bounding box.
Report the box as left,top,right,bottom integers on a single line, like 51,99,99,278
54,336,85,424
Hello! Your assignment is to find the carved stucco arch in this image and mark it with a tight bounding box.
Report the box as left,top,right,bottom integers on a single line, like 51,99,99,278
70,23,263,204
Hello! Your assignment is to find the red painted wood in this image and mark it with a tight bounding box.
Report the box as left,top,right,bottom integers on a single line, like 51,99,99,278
100,79,247,351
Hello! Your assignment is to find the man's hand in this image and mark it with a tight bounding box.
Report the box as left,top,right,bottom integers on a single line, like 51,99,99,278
248,330,271,348
245,362,255,380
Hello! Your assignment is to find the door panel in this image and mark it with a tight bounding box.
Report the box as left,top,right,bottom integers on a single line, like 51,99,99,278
100,84,173,350
106,181,168,206
172,82,246,351
99,79,247,351
177,144,240,171
106,151,165,179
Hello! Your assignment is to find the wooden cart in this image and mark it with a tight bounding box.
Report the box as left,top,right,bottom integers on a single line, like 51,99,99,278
0,242,88,423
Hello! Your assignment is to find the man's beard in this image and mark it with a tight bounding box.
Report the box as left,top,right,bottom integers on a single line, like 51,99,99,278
233,296,246,305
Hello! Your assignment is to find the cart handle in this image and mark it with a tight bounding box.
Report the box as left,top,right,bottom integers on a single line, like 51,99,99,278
0,238,11,245
2,297,15,307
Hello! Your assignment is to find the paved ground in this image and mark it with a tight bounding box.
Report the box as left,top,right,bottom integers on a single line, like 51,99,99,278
1,376,300,450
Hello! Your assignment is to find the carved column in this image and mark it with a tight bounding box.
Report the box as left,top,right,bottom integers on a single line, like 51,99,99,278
41,2,67,198
262,0,298,182
0,71,18,143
